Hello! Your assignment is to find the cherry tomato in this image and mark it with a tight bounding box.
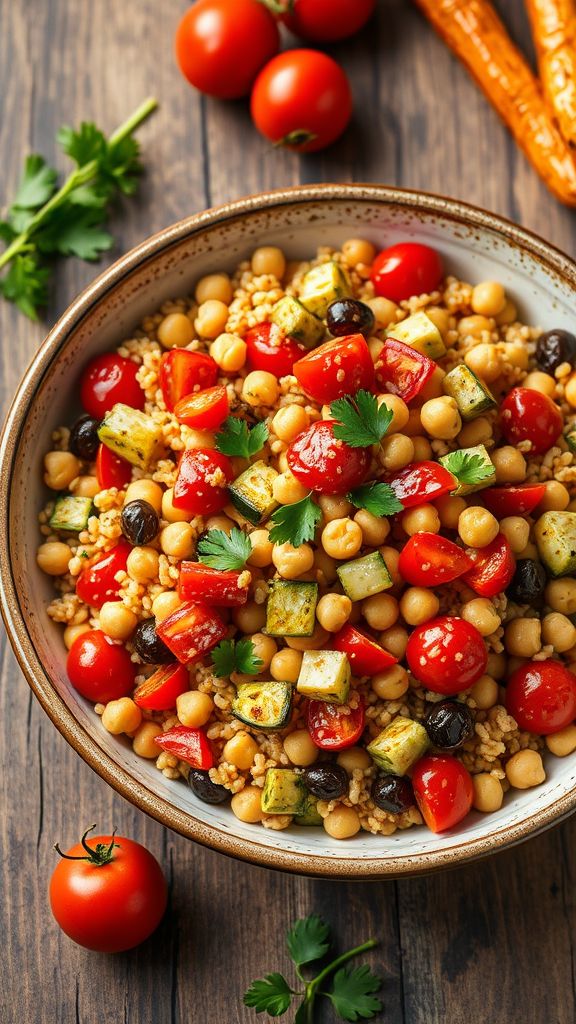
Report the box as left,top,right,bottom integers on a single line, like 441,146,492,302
175,0,279,99
155,725,215,768
506,661,576,735
282,0,376,42
178,562,250,606
412,756,474,833
293,334,375,404
406,615,487,695
80,354,144,419
462,533,516,599
500,387,563,456
482,483,547,519
375,338,436,404
250,49,352,153
134,664,190,711
75,541,131,608
332,625,397,676
67,630,136,703
287,420,369,493
245,322,306,377
96,443,132,490
50,826,167,952
173,448,233,515
306,698,365,750
385,460,455,508
174,385,229,430
159,349,218,412
156,600,227,664
371,242,443,303
398,533,474,587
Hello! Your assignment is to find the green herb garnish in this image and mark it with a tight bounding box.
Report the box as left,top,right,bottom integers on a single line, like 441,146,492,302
197,527,252,571
440,448,495,487
330,390,393,448
215,417,269,459
211,638,263,678
347,481,404,518
269,494,322,547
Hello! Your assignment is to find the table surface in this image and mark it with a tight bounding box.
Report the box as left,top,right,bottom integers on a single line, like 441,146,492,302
2,2,576,1021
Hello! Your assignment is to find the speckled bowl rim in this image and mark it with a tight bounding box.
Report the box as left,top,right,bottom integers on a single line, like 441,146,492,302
2,183,576,879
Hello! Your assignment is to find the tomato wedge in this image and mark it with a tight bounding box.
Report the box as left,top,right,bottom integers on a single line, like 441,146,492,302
178,562,250,606
375,339,436,403
75,541,131,608
159,350,218,411
156,600,227,664
398,533,473,586
293,333,375,404
385,461,456,509
482,483,547,518
133,664,190,711
332,625,397,676
287,420,369,493
245,322,306,377
155,726,214,769
506,661,576,735
462,533,516,598
173,448,233,515
412,755,473,833
306,698,365,750
174,385,229,430
96,443,132,490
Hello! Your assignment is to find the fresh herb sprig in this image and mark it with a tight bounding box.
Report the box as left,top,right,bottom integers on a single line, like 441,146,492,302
215,417,269,459
197,527,252,571
441,448,495,487
244,914,382,1023
211,638,263,678
269,494,322,547
330,390,393,448
347,481,404,518
0,97,157,319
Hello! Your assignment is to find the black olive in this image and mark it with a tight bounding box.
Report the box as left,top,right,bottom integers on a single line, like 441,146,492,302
536,329,576,375
326,298,375,338
69,415,100,461
507,558,547,604
188,769,230,805
132,618,173,664
303,763,349,801
371,774,414,814
424,701,475,751
121,499,159,546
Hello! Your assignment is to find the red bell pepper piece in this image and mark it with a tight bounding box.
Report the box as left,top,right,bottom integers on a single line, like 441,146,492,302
178,562,250,606
462,533,516,598
398,533,474,586
375,338,436,403
156,600,227,664
385,461,456,509
133,664,190,711
75,541,131,608
155,725,214,769
332,625,397,676
293,333,375,404
159,349,218,411
482,483,547,519
96,443,132,490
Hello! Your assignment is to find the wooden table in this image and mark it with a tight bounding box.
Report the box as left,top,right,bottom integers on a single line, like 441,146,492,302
2,2,575,1021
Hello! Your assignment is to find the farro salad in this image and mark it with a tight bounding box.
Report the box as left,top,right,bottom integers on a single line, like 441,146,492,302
37,237,576,840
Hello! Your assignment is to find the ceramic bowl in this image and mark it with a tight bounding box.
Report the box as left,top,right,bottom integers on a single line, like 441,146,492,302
2,184,575,878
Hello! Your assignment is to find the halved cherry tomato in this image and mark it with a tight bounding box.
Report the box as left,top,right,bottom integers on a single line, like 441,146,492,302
371,242,443,303
173,448,233,515
178,562,250,606
67,629,136,703
159,350,218,411
412,755,474,833
385,461,456,509
155,725,214,768
75,542,131,608
332,625,397,676
287,420,369,494
245,322,306,377
156,600,227,664
282,0,376,42
133,664,190,711
406,616,487,695
375,338,436,403
506,661,576,735
306,698,365,750
80,354,144,419
174,385,229,430
462,533,516,598
96,443,132,490
482,483,547,518
293,334,375,404
398,533,474,587
500,387,563,455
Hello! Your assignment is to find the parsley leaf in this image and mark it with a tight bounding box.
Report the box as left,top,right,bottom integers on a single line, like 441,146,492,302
269,494,321,547
197,527,252,570
215,417,269,459
243,973,293,1016
330,390,393,448
347,482,404,517
211,638,263,678
440,448,495,487
327,965,383,1022
37,207,114,260
287,915,331,968
12,155,58,210
0,254,50,320
57,122,108,165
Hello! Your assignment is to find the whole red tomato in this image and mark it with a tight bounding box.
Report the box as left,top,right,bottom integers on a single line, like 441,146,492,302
406,616,487,695
506,661,576,735
282,0,376,42
245,322,306,377
500,387,563,456
67,630,136,703
80,354,144,420
371,242,443,303
251,49,352,152
412,756,474,833
287,420,369,493
75,541,131,608
175,0,279,99
50,826,167,952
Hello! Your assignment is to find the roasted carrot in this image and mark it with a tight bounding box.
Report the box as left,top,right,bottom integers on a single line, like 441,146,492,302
525,0,576,146
414,0,576,205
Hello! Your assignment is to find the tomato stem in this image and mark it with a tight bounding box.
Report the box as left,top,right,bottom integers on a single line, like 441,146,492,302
54,825,120,866
274,129,318,149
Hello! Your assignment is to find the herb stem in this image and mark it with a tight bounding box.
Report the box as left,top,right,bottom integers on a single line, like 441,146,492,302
308,939,378,998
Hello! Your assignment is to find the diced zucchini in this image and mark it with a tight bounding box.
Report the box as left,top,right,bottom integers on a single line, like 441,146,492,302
439,444,496,496
98,403,161,470
294,794,323,826
337,552,392,602
443,364,496,420
49,495,93,532
265,580,318,637
299,261,352,319
271,295,325,349
228,460,279,525
367,717,429,776
388,312,446,359
261,768,307,815
565,428,576,453
296,650,351,705
232,681,293,731
535,511,576,577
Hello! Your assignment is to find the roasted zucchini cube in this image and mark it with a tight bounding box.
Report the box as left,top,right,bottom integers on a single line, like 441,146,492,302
439,444,496,496
296,649,351,705
299,261,352,319
443,364,496,420
535,511,576,577
565,429,576,453
270,295,325,349
232,681,293,731
294,793,323,826
388,311,446,359
98,403,162,470
265,580,318,637
261,768,307,815
367,717,429,776
228,460,279,525
49,495,93,532
337,552,392,602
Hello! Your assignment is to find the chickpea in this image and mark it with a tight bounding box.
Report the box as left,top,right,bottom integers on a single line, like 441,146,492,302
461,598,501,636
250,632,278,670
380,545,402,585
99,601,138,640
465,344,501,383
372,665,409,700
537,480,570,513
210,333,247,372
323,806,361,839
353,508,390,547
132,721,163,759
458,506,499,548
416,366,446,404
283,729,318,766
378,625,409,659
183,427,217,451
316,593,352,633
195,272,233,305
367,336,385,362
152,590,181,622
470,674,499,709
495,299,517,326
125,479,163,514
486,651,507,680
157,312,195,349
233,601,266,633
272,541,314,579
231,786,265,823
193,300,228,340
270,647,303,683
321,518,363,560
411,436,433,461
63,623,91,650
276,451,290,474
506,749,545,789
242,370,279,408
223,732,259,770
337,746,371,772
401,503,441,536
426,306,450,338
205,514,235,533
271,405,309,443
44,450,81,490
102,697,142,735
502,340,529,370
545,578,576,615
162,487,193,523
367,296,399,329
251,245,286,278
472,773,504,812
434,494,467,530
377,394,409,433
523,370,556,397
342,238,376,266
505,618,541,657
420,396,461,440
318,494,352,522
491,446,526,483
177,690,214,728
565,374,576,409
248,529,273,567
499,516,530,554
160,522,195,559
286,623,330,651
400,588,440,626
379,433,414,471
542,612,576,652
458,314,493,338
37,541,71,576
471,281,506,317
545,724,576,757
457,416,493,448
74,476,100,498
273,471,309,505
126,546,159,583
362,593,398,631
517,541,538,561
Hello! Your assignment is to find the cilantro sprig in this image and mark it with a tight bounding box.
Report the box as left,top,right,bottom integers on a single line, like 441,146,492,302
441,448,495,487
211,638,263,678
347,481,404,517
269,494,322,547
330,390,393,448
197,527,252,571
0,98,157,320
215,417,269,459
244,914,382,1023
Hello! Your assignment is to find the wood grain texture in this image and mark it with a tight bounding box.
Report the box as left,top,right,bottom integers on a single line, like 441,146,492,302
1,1,576,1021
